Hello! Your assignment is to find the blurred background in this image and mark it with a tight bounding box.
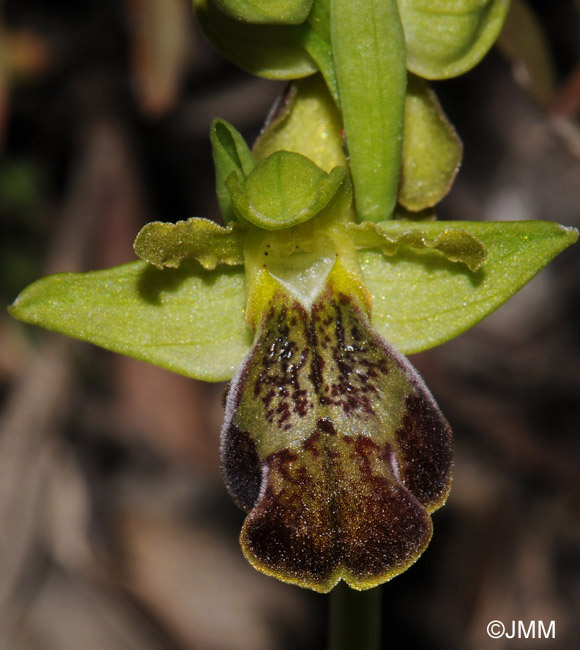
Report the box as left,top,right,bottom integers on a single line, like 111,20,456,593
0,1,579,649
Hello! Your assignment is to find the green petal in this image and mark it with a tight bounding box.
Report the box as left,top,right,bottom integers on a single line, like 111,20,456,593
211,0,313,24
134,217,246,270
360,221,578,353
193,0,317,79
349,221,486,272
399,0,511,79
253,75,346,173
210,119,256,224
9,261,252,382
399,75,462,211
331,0,407,222
227,151,350,229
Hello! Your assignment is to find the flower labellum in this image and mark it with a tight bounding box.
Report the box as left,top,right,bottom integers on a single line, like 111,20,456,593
221,260,453,593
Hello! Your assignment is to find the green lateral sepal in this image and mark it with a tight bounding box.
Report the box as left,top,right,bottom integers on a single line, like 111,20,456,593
134,217,247,270
227,150,352,229
9,261,252,381
360,220,578,354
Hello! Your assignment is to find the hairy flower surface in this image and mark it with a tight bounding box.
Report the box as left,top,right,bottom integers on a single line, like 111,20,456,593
222,262,452,592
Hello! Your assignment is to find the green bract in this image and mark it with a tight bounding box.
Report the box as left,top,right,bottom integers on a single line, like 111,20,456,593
400,0,511,79
331,0,406,222
193,0,317,80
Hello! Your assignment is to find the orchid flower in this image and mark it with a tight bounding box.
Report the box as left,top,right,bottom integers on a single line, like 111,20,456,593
9,0,578,593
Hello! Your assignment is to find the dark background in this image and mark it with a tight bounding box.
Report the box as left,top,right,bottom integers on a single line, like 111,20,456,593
0,1,579,649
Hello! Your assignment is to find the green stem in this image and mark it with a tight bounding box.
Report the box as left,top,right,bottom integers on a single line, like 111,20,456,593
328,584,382,650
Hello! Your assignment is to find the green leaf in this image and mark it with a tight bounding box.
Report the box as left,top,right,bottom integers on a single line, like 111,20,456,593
134,217,246,269
211,0,313,24
210,119,256,223
9,261,252,382
331,0,407,222
227,151,350,229
359,220,578,354
399,0,511,79
349,221,486,272
399,75,462,211
193,0,317,79
253,74,346,173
